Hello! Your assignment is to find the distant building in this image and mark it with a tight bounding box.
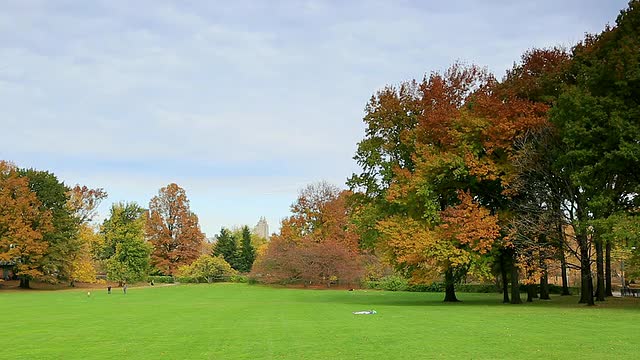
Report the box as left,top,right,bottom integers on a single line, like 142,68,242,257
253,217,269,240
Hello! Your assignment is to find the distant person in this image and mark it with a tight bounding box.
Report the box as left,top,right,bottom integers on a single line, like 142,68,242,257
107,286,112,294
150,280,154,286
123,283,128,295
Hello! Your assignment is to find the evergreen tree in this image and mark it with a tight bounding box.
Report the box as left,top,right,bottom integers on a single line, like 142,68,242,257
239,226,256,272
212,228,239,270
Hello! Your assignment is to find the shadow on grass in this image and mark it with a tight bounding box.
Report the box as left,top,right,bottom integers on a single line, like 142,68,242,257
297,289,640,310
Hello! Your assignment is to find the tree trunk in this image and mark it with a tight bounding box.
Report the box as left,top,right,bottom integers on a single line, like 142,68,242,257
501,269,510,303
19,277,30,289
595,237,605,301
555,204,570,296
540,269,551,300
605,241,613,297
500,251,510,303
526,284,536,302
510,264,522,304
560,249,571,295
578,231,595,305
443,268,460,302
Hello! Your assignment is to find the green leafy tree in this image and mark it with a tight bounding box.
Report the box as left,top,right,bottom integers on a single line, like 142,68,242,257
549,1,640,304
18,168,80,284
100,202,151,284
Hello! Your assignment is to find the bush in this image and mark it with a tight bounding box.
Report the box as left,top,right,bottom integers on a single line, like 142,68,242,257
174,276,196,284
406,282,444,292
520,283,580,295
147,276,174,284
177,255,237,283
457,284,500,293
379,275,408,291
406,283,499,293
369,280,578,294
229,274,248,283
365,275,409,291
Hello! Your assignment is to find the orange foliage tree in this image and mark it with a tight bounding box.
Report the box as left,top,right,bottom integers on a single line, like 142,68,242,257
0,161,53,288
351,63,547,301
146,183,205,275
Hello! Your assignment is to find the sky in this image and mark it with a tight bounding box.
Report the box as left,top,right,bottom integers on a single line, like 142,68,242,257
0,0,629,238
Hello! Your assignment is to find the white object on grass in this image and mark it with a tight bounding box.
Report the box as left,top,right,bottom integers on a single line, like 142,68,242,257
353,310,377,315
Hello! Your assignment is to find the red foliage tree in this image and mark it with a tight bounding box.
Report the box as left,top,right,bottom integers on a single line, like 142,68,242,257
251,182,362,286
146,183,205,275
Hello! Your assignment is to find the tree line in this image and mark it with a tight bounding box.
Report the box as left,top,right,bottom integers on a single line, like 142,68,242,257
250,1,640,305
2,2,638,305
0,167,258,288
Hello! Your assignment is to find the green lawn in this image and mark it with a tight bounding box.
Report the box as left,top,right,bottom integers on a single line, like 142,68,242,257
2,283,639,359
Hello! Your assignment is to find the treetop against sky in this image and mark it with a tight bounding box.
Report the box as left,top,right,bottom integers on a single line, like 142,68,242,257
0,0,628,236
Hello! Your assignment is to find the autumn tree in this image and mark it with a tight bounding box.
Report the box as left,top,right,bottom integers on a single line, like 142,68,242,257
251,182,362,286
18,168,80,284
65,185,107,285
67,185,107,224
0,161,53,288
100,202,151,284
350,64,542,301
70,224,102,284
378,192,499,302
347,82,421,250
146,183,205,275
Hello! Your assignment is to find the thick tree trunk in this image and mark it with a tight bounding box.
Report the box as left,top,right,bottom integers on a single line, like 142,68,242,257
19,277,30,289
605,241,613,297
510,265,522,304
443,268,460,302
540,269,551,300
578,232,595,305
526,284,536,302
595,237,605,301
501,270,510,303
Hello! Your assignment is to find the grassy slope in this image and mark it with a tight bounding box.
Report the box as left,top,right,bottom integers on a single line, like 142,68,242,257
2,284,639,359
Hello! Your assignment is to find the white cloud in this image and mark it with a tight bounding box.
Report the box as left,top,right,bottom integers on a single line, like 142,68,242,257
1,0,629,236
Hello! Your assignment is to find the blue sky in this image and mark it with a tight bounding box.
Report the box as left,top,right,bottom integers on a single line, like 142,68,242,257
0,0,628,237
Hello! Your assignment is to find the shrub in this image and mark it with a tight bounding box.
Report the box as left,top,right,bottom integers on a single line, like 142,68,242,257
406,282,444,292
364,275,409,291
378,275,409,291
147,275,174,284
177,255,237,283
406,283,498,293
229,274,248,283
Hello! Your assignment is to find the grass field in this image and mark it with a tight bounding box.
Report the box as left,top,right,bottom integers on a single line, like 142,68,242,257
2,283,639,359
